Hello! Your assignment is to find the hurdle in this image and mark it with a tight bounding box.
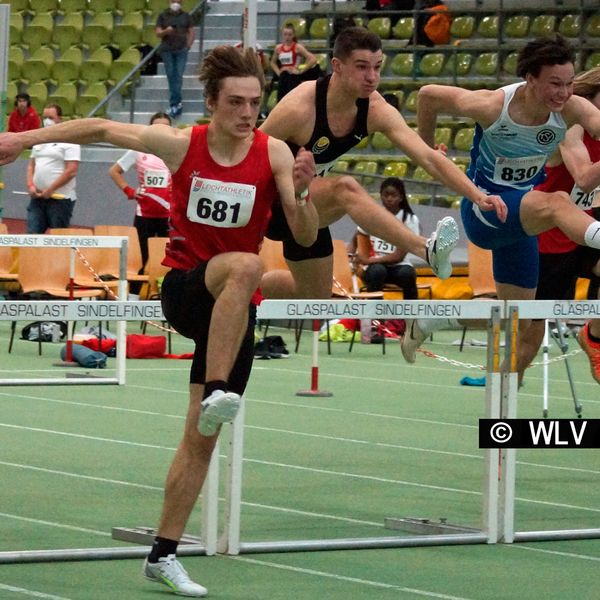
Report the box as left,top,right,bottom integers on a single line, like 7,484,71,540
3,299,600,566
0,234,130,386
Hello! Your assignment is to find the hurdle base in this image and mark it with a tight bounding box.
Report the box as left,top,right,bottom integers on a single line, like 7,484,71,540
383,517,480,536
295,389,333,397
112,526,203,546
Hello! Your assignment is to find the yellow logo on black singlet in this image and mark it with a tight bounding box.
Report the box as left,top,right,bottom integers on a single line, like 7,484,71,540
312,136,330,154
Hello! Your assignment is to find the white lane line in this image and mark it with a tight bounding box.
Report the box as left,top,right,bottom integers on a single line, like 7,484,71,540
0,584,73,600
2,391,599,477
2,423,600,513
230,556,475,600
0,512,109,537
509,544,600,562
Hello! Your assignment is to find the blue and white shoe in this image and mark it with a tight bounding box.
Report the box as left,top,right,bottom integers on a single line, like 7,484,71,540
426,216,459,280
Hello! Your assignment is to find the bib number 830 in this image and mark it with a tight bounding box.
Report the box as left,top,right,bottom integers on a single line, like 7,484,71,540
500,165,539,182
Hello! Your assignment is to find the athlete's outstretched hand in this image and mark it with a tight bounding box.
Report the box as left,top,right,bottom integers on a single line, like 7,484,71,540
0,133,25,166
293,147,316,196
475,193,508,223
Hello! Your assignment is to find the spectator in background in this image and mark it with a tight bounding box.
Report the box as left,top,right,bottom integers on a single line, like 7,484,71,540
412,0,452,47
8,93,41,133
155,1,195,119
108,112,173,294
355,178,420,297
270,24,317,78
270,25,319,102
25,104,79,233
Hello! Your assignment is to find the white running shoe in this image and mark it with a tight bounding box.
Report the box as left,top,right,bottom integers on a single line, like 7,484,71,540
426,216,459,280
143,555,208,597
401,319,428,363
199,390,241,436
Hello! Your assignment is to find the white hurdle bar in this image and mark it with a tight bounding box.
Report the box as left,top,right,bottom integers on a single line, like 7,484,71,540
0,234,130,386
3,299,600,565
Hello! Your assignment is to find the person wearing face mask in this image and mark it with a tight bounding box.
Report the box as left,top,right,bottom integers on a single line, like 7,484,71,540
25,104,80,233
155,1,195,119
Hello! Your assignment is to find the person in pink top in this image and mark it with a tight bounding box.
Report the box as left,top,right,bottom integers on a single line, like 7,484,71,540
0,46,319,597
109,112,173,289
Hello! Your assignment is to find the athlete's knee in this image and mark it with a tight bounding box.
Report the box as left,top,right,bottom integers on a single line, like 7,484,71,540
540,191,571,219
330,175,365,205
229,253,263,287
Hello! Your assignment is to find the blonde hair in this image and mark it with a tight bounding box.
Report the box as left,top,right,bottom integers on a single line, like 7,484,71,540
573,66,600,100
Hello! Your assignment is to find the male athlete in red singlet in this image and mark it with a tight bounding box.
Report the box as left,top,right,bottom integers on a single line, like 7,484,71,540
0,46,318,597
518,67,600,385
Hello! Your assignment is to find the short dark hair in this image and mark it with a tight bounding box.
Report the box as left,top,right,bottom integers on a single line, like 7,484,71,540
516,34,576,79
332,26,382,61
200,45,265,102
15,93,31,106
149,111,172,125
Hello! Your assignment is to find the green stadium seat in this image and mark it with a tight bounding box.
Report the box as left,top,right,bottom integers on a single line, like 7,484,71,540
390,53,414,77
434,127,452,148
353,135,369,150
115,0,146,15
52,13,84,53
450,15,475,39
412,165,434,181
384,89,404,110
367,17,391,40
503,15,530,38
403,90,418,113
110,47,142,86
85,0,117,15
309,18,330,40
80,47,113,84
27,82,49,112
9,13,24,46
529,15,556,37
371,131,394,151
8,0,31,16
306,53,329,72
29,0,59,14
451,156,470,172
444,52,472,77
21,46,55,85
8,46,25,83
77,82,108,117
58,0,88,14
48,82,78,116
51,46,83,84
473,52,498,77
7,81,19,114
145,0,166,19
383,161,408,179
283,18,307,39
21,12,54,53
112,12,144,50
82,11,114,52
454,127,475,152
392,17,414,40
332,159,350,175
558,14,581,38
142,25,159,46
352,160,378,186
586,14,600,38
266,89,277,113
477,15,498,38
419,53,445,77
503,51,518,76
585,52,600,70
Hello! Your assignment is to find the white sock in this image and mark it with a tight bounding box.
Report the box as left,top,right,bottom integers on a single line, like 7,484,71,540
584,222,600,249
418,318,461,335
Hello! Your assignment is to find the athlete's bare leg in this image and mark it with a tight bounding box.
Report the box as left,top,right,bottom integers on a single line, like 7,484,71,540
311,176,428,257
